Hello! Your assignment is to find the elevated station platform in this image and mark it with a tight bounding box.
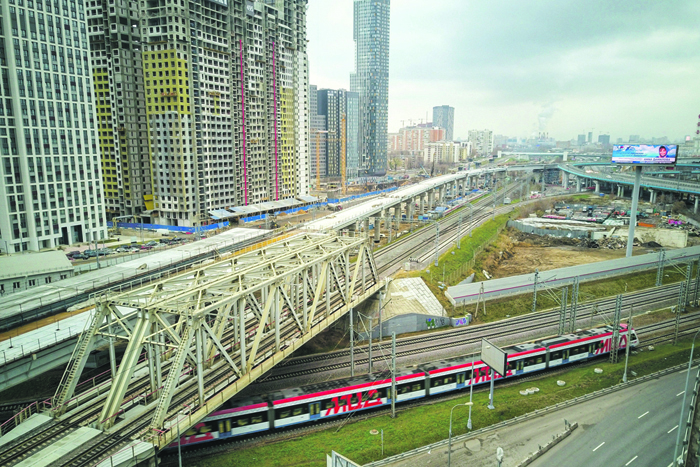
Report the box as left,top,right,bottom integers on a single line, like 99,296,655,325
0,228,270,332
304,169,505,232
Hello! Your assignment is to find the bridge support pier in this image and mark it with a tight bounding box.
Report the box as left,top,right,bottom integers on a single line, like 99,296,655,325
695,197,699,214
374,217,381,243
594,181,600,193
576,177,582,192
562,171,569,188
650,189,656,203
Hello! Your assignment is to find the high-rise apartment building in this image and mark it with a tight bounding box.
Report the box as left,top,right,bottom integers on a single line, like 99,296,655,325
467,129,493,157
122,0,309,228
432,105,454,141
598,134,610,146
397,125,445,154
351,0,390,176
577,134,586,145
316,88,359,178
0,0,108,253
309,84,326,180
88,0,151,219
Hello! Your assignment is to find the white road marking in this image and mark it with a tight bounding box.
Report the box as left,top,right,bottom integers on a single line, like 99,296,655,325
677,391,685,396
638,411,649,419
626,456,638,466
593,442,605,452
668,425,679,434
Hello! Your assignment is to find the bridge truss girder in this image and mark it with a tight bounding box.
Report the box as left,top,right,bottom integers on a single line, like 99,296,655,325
51,233,381,448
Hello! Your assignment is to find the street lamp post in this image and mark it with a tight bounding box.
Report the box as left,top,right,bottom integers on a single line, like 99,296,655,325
448,403,472,467
673,329,700,466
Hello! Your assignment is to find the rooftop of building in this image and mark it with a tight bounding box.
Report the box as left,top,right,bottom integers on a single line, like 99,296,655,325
0,251,73,281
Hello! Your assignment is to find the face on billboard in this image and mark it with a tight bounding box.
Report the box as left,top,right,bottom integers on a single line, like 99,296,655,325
612,144,677,165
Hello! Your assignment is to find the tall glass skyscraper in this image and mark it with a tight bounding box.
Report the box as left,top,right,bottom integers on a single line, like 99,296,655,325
351,0,390,176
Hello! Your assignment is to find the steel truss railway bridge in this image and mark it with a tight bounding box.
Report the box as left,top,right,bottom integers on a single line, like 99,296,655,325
0,232,382,466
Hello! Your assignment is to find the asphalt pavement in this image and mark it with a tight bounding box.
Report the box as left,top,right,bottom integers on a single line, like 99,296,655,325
385,367,695,467
530,368,693,467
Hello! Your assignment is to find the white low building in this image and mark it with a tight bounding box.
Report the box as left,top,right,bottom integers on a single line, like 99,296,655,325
0,251,74,295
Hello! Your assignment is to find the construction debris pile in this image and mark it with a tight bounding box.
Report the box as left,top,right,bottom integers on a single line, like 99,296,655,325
509,229,663,250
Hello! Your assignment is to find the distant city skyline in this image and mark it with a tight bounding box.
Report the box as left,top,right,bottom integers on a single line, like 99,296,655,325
307,0,699,142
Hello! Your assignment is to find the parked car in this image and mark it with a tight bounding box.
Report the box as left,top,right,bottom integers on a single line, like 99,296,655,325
115,247,130,253
84,249,98,257
73,253,89,260
146,241,159,247
140,244,153,250
97,248,112,256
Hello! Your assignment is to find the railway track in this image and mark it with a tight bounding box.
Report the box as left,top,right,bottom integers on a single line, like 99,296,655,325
4,182,690,465
260,281,695,382
157,317,700,466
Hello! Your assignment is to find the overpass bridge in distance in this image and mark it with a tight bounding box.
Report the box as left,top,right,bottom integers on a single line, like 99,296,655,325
0,232,382,466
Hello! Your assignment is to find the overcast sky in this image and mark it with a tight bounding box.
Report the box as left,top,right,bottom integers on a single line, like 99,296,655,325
307,0,700,142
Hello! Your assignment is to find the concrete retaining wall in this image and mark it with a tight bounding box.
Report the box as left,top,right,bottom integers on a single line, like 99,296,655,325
596,226,688,248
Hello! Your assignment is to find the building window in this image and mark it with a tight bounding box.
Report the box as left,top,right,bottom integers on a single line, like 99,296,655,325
28,279,36,286
13,281,21,289
45,277,52,284
60,274,67,280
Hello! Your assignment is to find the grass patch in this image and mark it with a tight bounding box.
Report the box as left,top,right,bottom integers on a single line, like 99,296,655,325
462,266,687,325
412,211,517,316
185,341,695,467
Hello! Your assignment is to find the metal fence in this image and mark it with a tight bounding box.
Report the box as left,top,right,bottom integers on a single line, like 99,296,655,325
507,220,590,239
444,223,507,286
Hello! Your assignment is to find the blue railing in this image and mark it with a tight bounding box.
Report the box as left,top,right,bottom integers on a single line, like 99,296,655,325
107,221,229,232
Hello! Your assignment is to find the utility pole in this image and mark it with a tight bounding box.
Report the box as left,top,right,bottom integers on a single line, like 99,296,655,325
655,249,666,286
623,306,633,383
492,179,497,220
349,308,355,377
569,277,580,333
532,269,539,314
558,287,568,335
610,295,622,364
458,211,463,249
368,313,373,374
434,222,440,267
469,204,473,237
675,282,687,345
391,332,396,418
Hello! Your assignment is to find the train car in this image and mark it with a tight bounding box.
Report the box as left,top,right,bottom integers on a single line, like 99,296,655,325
269,368,425,429
166,324,638,449
168,396,269,447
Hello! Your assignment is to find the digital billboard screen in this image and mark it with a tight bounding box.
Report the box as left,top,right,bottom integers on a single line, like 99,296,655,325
612,144,678,165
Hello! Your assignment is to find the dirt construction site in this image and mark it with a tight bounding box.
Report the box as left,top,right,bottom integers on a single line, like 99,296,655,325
480,229,653,279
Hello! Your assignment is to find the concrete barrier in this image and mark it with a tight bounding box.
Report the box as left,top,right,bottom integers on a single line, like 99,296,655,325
516,422,578,467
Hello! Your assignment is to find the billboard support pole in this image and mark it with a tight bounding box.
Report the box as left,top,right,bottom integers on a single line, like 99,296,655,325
488,368,496,410
625,166,642,258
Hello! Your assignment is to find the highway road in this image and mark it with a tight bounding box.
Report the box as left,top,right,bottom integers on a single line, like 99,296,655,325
382,365,697,467
531,368,694,467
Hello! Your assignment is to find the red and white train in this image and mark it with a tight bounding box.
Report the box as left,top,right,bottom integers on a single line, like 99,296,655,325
170,324,637,447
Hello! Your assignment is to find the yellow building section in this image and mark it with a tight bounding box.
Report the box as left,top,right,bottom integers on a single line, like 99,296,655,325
93,67,119,204
142,49,190,117
279,88,296,195
143,194,154,211
142,49,191,206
